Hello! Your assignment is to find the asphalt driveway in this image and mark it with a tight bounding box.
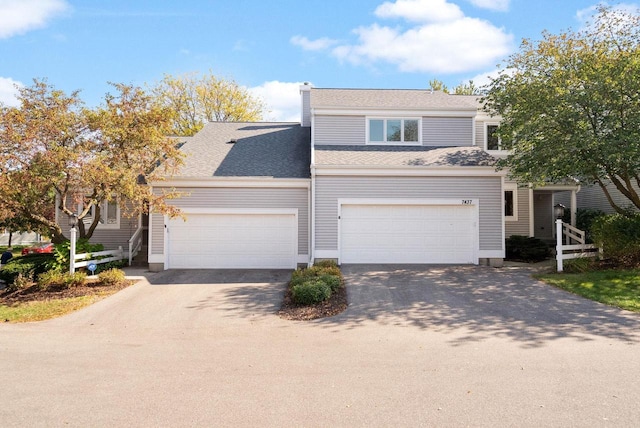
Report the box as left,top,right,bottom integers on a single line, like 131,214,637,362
1,266,639,427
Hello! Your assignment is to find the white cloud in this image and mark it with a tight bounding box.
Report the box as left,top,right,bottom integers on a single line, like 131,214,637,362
290,35,338,51
468,68,502,87
467,0,510,12
0,77,23,106
577,2,640,24
333,16,512,73
0,0,69,39
249,81,307,122
294,0,513,75
375,0,464,23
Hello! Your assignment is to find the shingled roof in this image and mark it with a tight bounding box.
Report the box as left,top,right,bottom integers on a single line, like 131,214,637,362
310,88,479,111
313,145,496,168
174,122,311,178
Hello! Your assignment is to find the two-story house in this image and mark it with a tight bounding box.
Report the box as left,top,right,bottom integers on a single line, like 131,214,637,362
60,84,583,270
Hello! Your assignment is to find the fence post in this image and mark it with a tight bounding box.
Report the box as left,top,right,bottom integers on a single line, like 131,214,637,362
69,227,77,274
556,219,563,272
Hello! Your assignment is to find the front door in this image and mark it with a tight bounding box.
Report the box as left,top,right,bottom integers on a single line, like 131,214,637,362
533,192,553,239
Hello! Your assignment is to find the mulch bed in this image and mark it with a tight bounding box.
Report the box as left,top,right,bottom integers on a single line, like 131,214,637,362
0,280,132,306
278,285,348,321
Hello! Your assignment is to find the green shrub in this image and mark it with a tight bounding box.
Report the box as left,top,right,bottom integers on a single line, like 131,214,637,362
64,272,87,288
8,273,33,292
320,274,342,292
292,279,332,305
0,254,54,285
36,270,87,289
308,265,341,277
505,235,550,262
313,259,338,268
98,268,126,286
563,208,606,243
592,213,640,265
37,270,66,289
95,260,127,274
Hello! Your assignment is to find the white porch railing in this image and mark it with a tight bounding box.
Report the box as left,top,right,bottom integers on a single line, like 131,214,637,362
555,219,601,272
71,247,126,273
128,227,144,266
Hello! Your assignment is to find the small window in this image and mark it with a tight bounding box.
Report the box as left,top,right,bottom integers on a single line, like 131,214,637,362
505,191,514,217
504,185,518,221
100,200,119,226
486,124,501,151
368,118,420,144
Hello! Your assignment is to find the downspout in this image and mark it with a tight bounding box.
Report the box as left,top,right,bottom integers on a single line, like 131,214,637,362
309,110,316,267
309,166,316,267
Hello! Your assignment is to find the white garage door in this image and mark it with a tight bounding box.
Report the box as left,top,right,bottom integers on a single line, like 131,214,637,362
168,212,297,269
340,204,476,264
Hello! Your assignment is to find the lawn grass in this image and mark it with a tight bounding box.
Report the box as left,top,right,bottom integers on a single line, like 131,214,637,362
0,294,108,322
535,269,640,312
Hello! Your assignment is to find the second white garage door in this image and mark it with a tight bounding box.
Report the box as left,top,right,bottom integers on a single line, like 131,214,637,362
340,203,477,264
168,212,297,269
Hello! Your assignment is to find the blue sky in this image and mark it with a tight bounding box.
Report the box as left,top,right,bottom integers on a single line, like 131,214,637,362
0,0,636,121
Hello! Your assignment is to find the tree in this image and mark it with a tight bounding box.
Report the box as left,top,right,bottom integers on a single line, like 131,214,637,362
149,72,266,136
483,6,640,214
452,80,480,95
429,78,482,95
429,79,449,93
0,79,183,243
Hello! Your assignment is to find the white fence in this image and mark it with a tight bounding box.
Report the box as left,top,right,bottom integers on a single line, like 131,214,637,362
71,246,127,274
555,219,601,272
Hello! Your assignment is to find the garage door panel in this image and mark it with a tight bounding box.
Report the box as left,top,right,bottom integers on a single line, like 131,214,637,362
340,204,476,264
168,213,296,269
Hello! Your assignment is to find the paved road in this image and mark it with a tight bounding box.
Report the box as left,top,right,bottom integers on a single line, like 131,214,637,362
1,266,639,427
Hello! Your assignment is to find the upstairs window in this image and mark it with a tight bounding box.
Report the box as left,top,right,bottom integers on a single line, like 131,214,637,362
369,118,420,144
486,123,502,151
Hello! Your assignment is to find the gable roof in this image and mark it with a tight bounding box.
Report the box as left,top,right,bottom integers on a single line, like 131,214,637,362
173,122,311,179
313,145,496,168
310,88,479,111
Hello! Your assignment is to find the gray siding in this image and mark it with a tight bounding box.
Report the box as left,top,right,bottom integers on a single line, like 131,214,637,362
58,198,139,250
576,182,639,214
505,187,531,237
151,186,309,256
151,213,164,255
314,115,366,145
315,176,503,252
475,120,484,148
422,117,473,147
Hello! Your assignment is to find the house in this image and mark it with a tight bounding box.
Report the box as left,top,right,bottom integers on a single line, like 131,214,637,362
59,84,583,270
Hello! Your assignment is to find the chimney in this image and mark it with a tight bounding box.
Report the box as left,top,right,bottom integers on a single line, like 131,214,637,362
300,82,311,127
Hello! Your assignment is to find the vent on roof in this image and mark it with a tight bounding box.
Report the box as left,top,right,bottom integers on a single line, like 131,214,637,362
227,139,237,144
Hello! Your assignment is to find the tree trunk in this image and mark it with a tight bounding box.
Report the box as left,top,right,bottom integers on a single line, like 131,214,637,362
8,230,12,247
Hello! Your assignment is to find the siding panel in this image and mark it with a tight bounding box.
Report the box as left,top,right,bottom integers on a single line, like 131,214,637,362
314,115,365,145
315,176,502,252
505,187,531,237
151,187,309,256
422,117,473,147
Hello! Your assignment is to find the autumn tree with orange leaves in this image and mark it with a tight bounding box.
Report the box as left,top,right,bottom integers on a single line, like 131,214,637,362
0,80,183,243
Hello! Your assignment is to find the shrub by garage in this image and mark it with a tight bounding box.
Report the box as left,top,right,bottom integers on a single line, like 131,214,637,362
289,260,344,305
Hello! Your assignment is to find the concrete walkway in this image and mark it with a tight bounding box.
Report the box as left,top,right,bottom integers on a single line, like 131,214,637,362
1,265,639,427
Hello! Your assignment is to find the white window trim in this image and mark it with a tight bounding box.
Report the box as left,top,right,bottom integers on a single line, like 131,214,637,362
366,117,422,146
485,122,506,153
504,183,518,222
